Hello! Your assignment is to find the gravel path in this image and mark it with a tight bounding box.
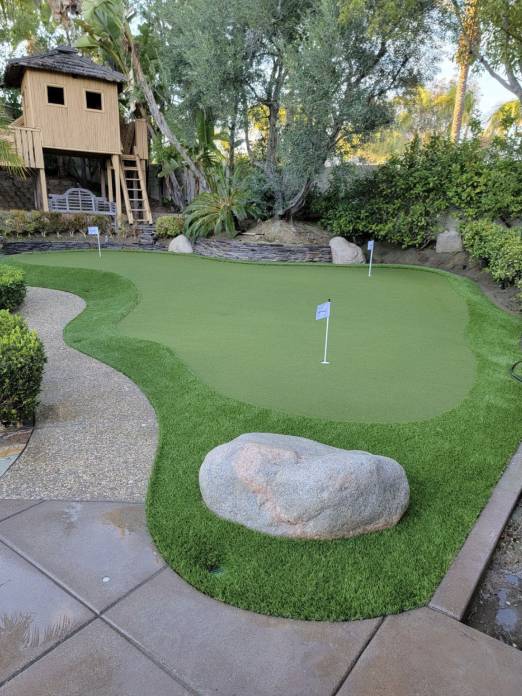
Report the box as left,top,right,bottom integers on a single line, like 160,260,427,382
0,287,157,501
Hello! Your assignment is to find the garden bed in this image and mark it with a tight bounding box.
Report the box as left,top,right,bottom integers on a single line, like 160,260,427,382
3,250,520,622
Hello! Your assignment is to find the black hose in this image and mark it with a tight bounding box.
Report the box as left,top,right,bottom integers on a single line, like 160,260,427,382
511,360,522,384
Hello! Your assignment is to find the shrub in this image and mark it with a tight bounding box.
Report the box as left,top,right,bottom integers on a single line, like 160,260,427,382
318,135,522,248
185,163,260,240
0,265,26,311
155,215,185,238
461,220,522,286
0,310,46,426
0,210,113,238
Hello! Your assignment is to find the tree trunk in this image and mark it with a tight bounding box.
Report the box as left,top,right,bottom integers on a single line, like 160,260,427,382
125,31,208,192
450,0,480,142
280,180,312,219
451,60,470,142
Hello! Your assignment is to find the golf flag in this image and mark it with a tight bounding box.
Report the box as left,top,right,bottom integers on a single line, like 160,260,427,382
367,240,375,277
87,226,101,258
316,300,331,364
316,301,331,321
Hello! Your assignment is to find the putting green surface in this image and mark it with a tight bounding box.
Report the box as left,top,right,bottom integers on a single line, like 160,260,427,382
7,251,521,621
17,251,474,423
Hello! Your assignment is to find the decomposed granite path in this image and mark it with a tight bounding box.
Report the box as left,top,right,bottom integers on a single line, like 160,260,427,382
0,287,157,501
0,287,521,695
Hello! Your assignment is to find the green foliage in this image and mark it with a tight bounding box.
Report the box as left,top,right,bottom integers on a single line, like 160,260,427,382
0,265,26,311
461,220,522,286
184,163,260,240
0,309,45,426
155,215,185,238
0,210,113,238
318,136,522,248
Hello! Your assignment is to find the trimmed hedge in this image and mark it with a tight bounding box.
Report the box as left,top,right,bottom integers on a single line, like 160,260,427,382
0,265,26,311
0,210,113,238
461,220,522,291
155,215,185,238
0,310,46,426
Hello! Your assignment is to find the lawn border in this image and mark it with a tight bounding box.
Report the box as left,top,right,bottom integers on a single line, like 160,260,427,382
430,443,522,620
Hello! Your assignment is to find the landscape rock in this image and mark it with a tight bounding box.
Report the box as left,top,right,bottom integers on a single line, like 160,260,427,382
168,234,193,254
247,219,331,245
199,433,409,540
436,230,463,253
329,237,365,264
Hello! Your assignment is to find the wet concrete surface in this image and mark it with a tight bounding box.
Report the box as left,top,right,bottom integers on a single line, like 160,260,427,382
466,498,522,650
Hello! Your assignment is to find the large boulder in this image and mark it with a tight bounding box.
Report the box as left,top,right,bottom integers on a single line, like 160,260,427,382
168,234,193,254
329,237,365,264
199,433,409,540
435,230,463,253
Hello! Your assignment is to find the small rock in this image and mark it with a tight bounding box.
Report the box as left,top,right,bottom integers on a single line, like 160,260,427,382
199,433,409,540
329,237,365,264
168,234,193,254
436,230,463,253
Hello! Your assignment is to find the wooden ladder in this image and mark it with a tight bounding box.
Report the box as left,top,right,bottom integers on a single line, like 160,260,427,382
119,154,152,225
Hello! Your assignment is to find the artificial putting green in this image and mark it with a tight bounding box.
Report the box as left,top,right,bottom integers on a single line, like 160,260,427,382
15,251,474,423
6,250,521,621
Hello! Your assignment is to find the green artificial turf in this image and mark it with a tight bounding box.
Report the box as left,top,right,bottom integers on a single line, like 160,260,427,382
15,251,474,423
5,250,521,621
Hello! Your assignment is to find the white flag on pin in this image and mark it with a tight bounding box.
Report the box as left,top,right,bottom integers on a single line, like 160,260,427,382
316,301,331,321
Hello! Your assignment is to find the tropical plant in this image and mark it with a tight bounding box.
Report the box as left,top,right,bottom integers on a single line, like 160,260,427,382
184,163,259,240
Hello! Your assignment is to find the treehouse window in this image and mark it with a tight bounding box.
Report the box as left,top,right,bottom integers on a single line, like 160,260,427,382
85,90,103,111
47,85,65,106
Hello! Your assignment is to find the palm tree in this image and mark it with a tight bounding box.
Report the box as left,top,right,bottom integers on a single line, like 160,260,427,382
483,100,522,139
450,0,480,142
0,107,26,178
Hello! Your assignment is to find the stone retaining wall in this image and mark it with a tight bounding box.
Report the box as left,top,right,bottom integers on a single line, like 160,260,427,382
1,238,155,254
194,238,332,263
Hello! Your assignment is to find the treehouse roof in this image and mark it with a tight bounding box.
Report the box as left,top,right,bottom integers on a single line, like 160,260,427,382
3,46,126,89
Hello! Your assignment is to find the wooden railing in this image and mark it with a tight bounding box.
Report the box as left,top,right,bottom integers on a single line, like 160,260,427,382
0,124,44,169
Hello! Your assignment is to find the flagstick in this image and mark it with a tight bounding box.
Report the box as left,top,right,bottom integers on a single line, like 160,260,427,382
97,232,101,258
321,314,330,364
368,246,374,277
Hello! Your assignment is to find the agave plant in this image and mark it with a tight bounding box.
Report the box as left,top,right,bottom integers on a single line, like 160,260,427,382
184,162,259,240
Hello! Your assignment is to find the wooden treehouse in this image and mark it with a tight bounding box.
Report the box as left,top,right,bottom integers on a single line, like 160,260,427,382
1,46,152,225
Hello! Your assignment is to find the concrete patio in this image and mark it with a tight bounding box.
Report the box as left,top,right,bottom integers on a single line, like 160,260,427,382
0,497,521,696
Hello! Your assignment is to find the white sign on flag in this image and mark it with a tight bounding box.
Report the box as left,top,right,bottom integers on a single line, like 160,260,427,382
315,301,331,321
367,240,374,251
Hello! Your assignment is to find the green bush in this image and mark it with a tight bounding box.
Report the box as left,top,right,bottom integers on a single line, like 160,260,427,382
318,135,522,248
0,210,113,238
0,310,46,426
461,220,522,286
0,265,26,311
155,215,185,238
